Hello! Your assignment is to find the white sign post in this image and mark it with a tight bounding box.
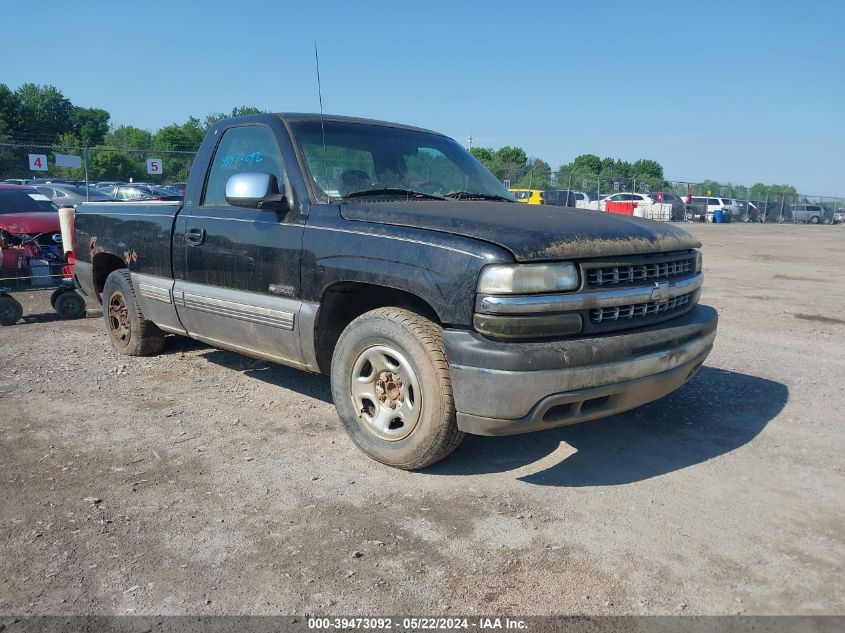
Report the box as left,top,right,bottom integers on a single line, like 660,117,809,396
613,181,620,191
503,179,511,189
146,158,163,176
29,154,48,171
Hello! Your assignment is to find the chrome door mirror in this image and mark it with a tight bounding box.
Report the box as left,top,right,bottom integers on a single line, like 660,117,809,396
225,172,288,211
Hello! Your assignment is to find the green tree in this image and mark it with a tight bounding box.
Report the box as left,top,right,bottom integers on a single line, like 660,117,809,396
0,83,21,140
15,83,74,141
515,158,552,189
203,106,264,130
570,154,602,174
632,159,663,180
71,107,110,145
106,125,153,150
88,151,145,182
495,146,527,168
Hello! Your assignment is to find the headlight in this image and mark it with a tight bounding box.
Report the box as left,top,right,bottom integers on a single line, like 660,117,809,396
477,262,579,294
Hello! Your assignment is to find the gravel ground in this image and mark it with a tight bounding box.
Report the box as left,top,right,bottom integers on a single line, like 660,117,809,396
0,223,843,616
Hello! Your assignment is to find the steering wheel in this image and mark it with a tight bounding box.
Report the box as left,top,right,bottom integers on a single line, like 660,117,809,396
417,181,445,195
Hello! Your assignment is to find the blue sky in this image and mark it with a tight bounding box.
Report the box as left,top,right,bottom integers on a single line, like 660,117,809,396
2,0,843,194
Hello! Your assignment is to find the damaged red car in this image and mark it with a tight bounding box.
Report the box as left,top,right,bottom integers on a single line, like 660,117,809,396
0,183,85,325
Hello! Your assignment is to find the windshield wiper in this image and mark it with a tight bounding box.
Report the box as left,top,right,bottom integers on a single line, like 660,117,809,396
445,191,514,202
340,188,445,201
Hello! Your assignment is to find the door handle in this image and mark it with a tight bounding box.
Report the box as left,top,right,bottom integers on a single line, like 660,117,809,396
185,227,206,245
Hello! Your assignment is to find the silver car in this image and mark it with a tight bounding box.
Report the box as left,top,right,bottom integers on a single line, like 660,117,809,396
790,203,829,224
34,184,116,207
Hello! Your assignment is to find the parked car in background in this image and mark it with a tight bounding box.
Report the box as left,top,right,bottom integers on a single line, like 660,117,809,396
508,188,543,204
542,190,577,207
167,182,188,197
34,184,117,207
601,192,652,210
834,208,845,224
721,198,744,216
98,184,183,201
687,196,733,221
648,192,686,221
0,184,63,278
790,203,829,224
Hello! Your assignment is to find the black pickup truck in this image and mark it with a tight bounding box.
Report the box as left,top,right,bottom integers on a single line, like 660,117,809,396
73,113,717,469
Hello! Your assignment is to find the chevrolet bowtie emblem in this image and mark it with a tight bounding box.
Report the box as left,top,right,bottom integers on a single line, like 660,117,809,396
651,281,672,302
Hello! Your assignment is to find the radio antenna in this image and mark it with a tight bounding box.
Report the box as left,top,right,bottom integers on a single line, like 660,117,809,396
314,42,326,151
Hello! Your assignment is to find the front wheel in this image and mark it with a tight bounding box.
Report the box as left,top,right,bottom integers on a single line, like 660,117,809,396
809,215,820,224
330,307,464,470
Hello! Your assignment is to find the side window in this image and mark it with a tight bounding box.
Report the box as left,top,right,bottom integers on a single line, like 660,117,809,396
203,125,285,207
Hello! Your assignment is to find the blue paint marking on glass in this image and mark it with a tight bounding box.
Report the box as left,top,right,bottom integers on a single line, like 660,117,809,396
220,151,264,170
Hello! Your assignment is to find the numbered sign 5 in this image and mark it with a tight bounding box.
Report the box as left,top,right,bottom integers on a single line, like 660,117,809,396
29,154,49,172
146,158,163,175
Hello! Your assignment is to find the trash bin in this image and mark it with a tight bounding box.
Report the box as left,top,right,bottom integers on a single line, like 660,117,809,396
713,209,725,223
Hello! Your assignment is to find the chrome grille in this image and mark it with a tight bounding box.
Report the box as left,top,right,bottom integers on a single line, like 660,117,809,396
590,292,693,323
587,256,695,288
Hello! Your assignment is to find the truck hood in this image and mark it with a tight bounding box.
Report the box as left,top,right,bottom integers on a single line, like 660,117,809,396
340,201,700,261
0,212,60,235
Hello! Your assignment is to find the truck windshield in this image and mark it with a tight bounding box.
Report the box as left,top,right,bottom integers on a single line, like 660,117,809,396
290,120,515,202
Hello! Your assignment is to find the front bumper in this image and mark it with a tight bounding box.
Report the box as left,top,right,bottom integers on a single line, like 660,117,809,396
443,304,718,436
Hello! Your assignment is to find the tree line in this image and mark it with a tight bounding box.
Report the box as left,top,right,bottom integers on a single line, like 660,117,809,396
0,83,261,182
1,82,800,196
470,147,798,199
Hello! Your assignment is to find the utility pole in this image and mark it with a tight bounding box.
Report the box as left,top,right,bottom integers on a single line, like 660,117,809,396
467,134,474,151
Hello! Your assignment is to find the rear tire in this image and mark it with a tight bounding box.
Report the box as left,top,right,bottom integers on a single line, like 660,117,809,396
0,295,23,326
330,307,463,470
102,269,165,356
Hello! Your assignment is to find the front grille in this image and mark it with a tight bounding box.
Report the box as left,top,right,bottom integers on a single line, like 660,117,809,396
590,292,694,323
586,255,695,288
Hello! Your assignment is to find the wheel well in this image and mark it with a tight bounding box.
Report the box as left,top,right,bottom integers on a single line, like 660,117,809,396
92,253,127,301
314,282,441,374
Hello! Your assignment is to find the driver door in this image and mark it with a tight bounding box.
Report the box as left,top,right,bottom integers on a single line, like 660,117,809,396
173,123,305,366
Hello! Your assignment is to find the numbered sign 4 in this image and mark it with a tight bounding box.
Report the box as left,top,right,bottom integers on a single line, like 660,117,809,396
146,158,163,176
29,154,49,171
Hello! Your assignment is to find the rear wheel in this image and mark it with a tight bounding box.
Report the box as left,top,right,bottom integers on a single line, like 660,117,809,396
330,307,463,470
0,295,23,326
102,269,164,356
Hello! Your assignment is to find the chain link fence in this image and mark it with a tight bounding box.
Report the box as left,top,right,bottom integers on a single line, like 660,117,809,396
0,142,197,186
2,141,843,224
499,163,845,225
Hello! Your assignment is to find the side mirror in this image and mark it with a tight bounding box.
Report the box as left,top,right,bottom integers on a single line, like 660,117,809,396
225,172,288,211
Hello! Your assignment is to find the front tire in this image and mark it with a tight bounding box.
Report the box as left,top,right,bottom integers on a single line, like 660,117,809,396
330,307,464,470
102,269,165,356
809,215,820,224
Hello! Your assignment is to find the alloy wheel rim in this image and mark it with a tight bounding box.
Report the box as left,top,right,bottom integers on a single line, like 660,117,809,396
107,291,131,347
349,345,422,441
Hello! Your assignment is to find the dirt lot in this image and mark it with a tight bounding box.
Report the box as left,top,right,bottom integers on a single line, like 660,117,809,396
1,224,843,616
